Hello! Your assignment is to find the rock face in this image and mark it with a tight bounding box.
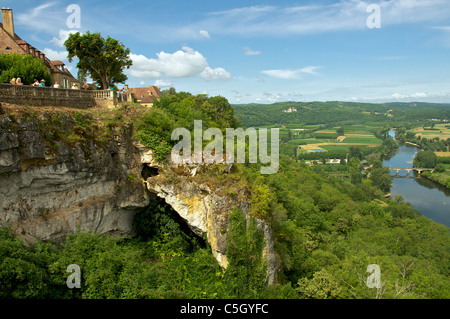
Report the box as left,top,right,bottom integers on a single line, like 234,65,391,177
145,171,279,284
0,114,150,241
0,109,279,284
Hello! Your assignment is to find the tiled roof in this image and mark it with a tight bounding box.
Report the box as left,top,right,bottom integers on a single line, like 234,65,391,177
140,95,155,103
0,19,78,82
126,86,163,99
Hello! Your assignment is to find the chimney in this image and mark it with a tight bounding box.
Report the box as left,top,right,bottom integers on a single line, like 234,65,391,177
1,8,15,38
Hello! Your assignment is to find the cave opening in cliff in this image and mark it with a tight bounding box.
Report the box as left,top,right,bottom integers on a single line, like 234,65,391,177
132,197,206,251
141,164,159,180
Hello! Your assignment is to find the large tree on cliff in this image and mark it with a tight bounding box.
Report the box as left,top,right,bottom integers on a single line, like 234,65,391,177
64,31,132,89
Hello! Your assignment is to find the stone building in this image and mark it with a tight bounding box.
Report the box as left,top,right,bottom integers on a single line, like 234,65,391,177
0,8,79,88
125,85,162,107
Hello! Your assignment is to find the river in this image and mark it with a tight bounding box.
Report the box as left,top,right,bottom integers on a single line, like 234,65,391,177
383,130,450,227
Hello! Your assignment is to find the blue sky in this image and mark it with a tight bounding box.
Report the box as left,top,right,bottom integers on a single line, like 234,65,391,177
3,0,450,104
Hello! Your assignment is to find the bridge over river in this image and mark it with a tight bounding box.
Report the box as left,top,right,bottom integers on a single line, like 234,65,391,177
387,167,434,178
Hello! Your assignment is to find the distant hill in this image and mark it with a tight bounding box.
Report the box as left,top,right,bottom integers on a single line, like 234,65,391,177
384,102,450,109
232,101,450,127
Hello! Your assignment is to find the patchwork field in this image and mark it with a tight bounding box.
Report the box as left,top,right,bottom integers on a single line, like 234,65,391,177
293,125,384,152
436,152,450,157
411,124,450,140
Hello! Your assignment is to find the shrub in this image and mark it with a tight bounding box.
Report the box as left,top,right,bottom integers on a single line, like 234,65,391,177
0,53,52,85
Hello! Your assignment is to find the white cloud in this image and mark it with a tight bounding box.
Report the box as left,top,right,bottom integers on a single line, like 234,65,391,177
200,67,231,81
390,92,431,100
411,92,429,98
244,47,261,56
195,1,450,37
350,91,450,102
42,48,67,61
262,66,321,79
129,46,230,81
433,25,450,31
199,30,210,39
16,2,66,33
154,79,174,87
298,66,321,75
50,29,81,48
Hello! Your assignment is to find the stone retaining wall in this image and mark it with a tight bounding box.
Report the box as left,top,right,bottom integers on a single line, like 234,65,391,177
0,83,117,108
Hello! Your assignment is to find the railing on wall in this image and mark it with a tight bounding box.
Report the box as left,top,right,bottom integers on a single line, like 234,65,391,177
0,83,117,108
92,90,115,99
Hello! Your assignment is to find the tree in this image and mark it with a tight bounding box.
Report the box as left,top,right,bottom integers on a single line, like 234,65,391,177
223,208,267,298
349,146,363,161
406,131,416,140
413,150,437,168
350,169,363,185
434,163,446,173
65,31,132,89
370,167,392,193
0,53,52,85
297,269,342,299
250,177,276,220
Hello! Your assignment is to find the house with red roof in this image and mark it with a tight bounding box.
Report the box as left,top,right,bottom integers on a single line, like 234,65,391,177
125,85,162,107
0,8,79,88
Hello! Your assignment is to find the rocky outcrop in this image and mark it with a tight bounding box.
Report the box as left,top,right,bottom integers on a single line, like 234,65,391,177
145,169,279,284
0,112,150,242
0,108,279,284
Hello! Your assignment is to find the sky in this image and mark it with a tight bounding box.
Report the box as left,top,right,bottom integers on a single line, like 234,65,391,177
2,0,450,104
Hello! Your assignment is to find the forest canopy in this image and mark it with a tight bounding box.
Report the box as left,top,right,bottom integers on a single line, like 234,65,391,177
1,93,449,300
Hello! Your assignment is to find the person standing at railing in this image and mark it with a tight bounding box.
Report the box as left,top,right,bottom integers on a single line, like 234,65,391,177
10,78,16,85
71,83,78,89
32,79,39,87
53,82,60,88
40,80,46,87
15,78,23,86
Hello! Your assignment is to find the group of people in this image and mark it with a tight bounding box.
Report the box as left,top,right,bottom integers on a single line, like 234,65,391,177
9,78,79,89
9,78,23,85
54,81,78,89
31,79,46,87
9,78,46,87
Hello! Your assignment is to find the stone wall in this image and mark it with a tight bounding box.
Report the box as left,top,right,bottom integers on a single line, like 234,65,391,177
0,83,117,108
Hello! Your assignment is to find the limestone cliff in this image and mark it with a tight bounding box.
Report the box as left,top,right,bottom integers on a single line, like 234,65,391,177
141,161,279,284
0,107,150,241
0,105,279,284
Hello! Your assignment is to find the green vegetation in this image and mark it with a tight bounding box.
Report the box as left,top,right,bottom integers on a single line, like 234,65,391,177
369,167,392,193
233,101,450,128
2,154,449,299
65,31,133,89
135,90,239,162
413,150,438,168
422,170,450,188
404,123,450,189
1,94,449,300
0,201,271,299
0,53,52,85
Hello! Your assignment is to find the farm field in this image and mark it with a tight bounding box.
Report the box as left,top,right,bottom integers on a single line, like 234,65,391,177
292,125,384,152
436,152,450,157
410,124,450,140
